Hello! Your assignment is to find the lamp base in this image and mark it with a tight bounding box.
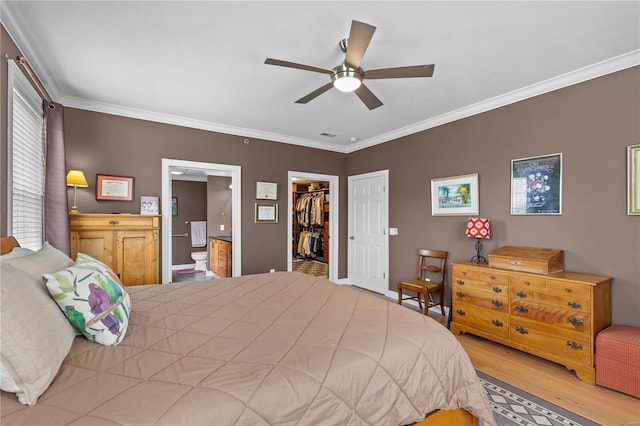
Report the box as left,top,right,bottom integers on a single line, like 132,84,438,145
69,206,79,215
470,238,487,264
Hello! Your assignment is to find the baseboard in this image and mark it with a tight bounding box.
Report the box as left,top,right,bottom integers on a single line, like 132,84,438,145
172,263,195,270
342,280,450,316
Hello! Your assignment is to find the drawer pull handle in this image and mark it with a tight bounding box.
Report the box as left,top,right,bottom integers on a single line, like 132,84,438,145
490,275,496,280
492,287,502,293
456,309,466,316
564,288,572,293
567,301,582,309
456,279,465,285
567,317,584,327
515,326,529,334
516,291,528,298
511,260,522,265
566,341,583,351
491,300,503,307
462,271,467,276
523,281,530,285
515,305,529,313
455,291,466,298
491,319,504,327
109,220,119,225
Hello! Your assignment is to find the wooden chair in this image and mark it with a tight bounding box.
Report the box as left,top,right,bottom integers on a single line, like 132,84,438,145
397,249,448,316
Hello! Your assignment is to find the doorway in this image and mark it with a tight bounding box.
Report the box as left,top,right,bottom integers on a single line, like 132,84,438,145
161,159,242,284
287,171,339,283
348,170,389,294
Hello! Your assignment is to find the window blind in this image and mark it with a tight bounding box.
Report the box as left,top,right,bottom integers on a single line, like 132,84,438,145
8,61,44,250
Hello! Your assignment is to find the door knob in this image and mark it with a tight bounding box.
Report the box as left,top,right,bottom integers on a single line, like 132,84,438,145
349,236,355,240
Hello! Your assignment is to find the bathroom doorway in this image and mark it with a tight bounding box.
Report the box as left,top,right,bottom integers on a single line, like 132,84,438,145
161,159,241,284
287,171,338,282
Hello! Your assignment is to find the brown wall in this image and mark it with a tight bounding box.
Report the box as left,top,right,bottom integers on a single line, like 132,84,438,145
62,107,348,277
207,176,232,239
347,66,640,326
171,180,207,265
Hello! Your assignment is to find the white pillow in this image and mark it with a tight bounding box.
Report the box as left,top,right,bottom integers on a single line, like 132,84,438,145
0,264,76,405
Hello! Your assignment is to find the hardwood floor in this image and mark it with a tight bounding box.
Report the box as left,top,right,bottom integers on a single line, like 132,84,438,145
428,312,640,426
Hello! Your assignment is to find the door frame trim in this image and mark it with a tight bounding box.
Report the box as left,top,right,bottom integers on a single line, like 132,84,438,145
287,171,339,283
161,158,242,283
348,169,389,293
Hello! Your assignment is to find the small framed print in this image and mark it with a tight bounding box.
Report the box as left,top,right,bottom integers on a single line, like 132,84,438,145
96,174,134,201
256,181,277,200
255,203,278,223
431,173,479,216
511,153,562,215
140,196,159,215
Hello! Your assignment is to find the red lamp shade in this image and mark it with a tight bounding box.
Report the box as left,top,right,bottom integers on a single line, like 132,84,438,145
466,217,490,239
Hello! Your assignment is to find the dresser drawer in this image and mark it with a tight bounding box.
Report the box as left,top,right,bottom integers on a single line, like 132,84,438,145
510,319,591,365
453,287,508,313
510,287,591,314
510,300,591,333
453,265,508,285
509,275,547,292
453,302,509,339
546,279,591,299
453,277,508,295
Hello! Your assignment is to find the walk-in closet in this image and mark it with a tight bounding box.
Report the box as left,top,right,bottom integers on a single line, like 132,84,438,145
292,180,329,278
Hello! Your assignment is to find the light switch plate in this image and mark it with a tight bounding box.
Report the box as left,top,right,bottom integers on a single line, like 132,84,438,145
389,228,398,235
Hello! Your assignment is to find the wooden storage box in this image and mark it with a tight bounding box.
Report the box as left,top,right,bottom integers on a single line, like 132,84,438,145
488,246,564,275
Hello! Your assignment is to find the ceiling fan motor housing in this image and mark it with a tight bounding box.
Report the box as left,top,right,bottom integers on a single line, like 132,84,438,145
332,64,363,91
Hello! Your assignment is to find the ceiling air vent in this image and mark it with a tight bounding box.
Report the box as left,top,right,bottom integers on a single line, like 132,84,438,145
320,132,337,138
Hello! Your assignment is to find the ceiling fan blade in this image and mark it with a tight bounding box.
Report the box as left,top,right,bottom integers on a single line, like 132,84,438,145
344,20,376,69
365,64,435,79
265,58,333,75
295,82,335,104
354,84,383,110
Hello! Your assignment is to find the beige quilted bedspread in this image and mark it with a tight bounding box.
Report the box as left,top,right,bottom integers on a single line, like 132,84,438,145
1,272,494,425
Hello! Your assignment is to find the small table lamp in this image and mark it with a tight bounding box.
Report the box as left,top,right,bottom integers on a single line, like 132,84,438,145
66,170,88,214
466,217,490,263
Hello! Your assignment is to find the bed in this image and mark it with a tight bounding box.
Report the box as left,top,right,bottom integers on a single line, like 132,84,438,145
0,237,494,425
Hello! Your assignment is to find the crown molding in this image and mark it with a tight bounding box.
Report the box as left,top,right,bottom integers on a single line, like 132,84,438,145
347,50,640,153
61,96,349,153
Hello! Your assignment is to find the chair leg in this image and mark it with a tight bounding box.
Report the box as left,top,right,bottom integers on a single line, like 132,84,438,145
397,286,403,305
439,287,445,316
417,292,423,311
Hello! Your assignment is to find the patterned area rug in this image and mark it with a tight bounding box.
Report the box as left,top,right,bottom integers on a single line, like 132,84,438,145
292,259,328,277
477,371,599,426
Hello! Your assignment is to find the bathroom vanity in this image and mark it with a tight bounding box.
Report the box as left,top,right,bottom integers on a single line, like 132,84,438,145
209,236,232,278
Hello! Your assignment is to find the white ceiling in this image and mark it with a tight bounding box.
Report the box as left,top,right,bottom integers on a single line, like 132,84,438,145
2,1,639,153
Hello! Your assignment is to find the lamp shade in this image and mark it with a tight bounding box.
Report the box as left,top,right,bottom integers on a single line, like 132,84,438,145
466,217,490,239
66,170,88,187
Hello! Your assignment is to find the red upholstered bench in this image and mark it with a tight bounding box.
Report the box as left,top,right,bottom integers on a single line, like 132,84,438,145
595,325,640,398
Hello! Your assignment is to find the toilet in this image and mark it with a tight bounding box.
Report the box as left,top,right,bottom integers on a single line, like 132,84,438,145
191,251,208,271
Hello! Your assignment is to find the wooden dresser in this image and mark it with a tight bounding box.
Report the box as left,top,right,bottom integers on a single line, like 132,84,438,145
69,214,160,286
209,237,232,278
450,262,612,384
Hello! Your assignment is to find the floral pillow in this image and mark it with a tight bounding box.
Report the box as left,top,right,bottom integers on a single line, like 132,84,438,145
43,263,131,346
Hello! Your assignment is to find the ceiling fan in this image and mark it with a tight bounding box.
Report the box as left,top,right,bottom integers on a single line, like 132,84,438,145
265,20,435,110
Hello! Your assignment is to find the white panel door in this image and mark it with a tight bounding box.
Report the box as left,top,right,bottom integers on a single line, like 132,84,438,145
348,170,388,294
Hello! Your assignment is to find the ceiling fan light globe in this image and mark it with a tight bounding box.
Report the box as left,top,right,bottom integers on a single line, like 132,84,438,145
333,76,361,92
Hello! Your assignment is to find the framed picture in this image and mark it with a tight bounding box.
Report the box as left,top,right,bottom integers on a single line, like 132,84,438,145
431,173,479,216
511,153,562,215
255,203,278,223
140,196,159,215
172,197,178,217
96,174,134,201
628,144,640,215
256,181,278,200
